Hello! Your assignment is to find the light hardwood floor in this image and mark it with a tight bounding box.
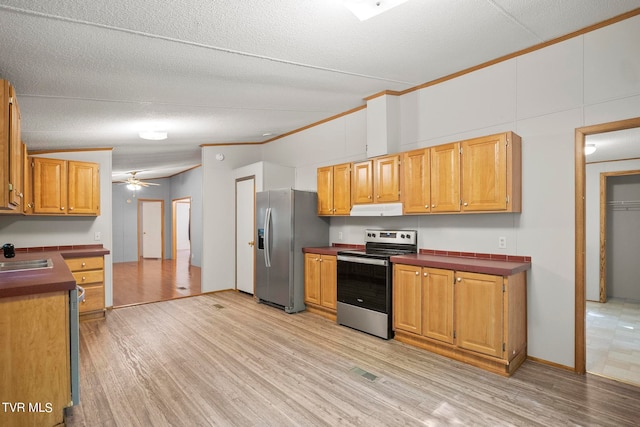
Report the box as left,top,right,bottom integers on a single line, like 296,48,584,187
587,298,640,386
66,291,640,426
112,251,201,307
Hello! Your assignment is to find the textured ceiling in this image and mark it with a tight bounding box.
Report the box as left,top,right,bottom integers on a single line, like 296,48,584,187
0,0,639,180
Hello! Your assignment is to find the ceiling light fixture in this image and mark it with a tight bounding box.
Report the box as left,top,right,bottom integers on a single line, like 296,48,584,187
585,144,597,155
139,130,168,140
126,183,141,191
343,0,410,21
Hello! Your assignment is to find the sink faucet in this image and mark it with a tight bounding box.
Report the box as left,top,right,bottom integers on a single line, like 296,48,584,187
3,243,15,258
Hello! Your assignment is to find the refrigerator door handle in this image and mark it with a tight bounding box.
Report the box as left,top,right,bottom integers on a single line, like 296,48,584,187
264,207,272,267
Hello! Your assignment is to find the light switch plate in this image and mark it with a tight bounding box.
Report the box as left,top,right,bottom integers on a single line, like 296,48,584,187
94,231,102,241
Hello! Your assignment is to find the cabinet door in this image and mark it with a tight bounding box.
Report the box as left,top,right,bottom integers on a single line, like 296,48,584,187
23,147,32,214
455,271,504,358
393,264,422,334
352,160,373,204
304,254,321,305
68,161,100,215
402,149,430,214
33,158,67,214
461,134,507,211
430,142,460,212
8,84,22,208
319,255,337,309
332,163,351,215
422,268,454,343
374,155,400,202
317,166,333,215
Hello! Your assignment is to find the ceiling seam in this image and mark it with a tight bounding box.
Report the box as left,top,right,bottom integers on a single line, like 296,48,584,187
0,4,415,87
484,0,545,42
17,94,333,113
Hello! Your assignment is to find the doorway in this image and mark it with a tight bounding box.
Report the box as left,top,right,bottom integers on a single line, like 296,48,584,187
575,117,640,380
172,197,191,263
235,176,255,294
139,199,164,259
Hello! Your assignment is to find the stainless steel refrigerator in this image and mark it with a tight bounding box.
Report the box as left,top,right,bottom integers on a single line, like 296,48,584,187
256,189,329,313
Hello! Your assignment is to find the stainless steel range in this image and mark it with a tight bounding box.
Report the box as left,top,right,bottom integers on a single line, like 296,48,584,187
336,229,417,339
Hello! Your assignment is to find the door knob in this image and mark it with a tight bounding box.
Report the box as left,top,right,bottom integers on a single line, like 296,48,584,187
248,241,255,246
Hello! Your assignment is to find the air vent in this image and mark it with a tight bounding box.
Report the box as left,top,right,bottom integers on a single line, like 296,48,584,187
350,367,378,382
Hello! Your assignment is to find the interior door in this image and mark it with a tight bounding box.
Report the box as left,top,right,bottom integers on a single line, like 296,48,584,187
236,177,255,294
141,200,163,259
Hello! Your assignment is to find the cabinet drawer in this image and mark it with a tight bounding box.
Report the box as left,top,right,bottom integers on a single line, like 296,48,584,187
65,257,104,271
79,284,104,313
72,270,103,285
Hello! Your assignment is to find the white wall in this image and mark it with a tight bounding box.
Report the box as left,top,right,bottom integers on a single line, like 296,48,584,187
0,150,114,307
200,14,640,367
201,145,262,292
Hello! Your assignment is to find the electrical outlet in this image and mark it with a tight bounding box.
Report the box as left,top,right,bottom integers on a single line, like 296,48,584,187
338,232,343,241
94,231,101,241
498,236,506,249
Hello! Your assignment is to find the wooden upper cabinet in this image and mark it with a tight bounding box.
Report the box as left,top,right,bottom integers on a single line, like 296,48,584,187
333,163,351,215
31,157,100,216
317,163,351,216
374,154,400,202
461,132,521,212
33,158,67,214
68,161,100,215
352,160,373,204
402,148,430,214
430,142,460,212
317,166,333,215
0,80,23,211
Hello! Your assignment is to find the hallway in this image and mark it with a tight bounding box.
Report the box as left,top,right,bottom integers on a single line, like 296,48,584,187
112,250,201,307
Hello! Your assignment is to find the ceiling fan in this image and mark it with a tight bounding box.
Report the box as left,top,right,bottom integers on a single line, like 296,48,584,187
118,171,160,191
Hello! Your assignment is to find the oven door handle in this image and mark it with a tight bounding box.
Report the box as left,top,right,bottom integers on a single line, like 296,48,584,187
337,255,388,266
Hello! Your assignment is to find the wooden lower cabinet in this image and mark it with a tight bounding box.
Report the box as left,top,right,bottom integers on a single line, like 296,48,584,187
65,256,105,320
304,253,337,320
0,291,71,427
393,264,527,376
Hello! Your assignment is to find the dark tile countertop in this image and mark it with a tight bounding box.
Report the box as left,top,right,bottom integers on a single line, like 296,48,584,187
0,245,110,298
390,253,531,277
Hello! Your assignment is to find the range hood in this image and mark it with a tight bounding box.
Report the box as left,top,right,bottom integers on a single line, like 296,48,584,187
350,203,403,217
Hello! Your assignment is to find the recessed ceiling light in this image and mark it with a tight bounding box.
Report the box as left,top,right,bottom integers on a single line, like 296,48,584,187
343,0,410,21
262,132,274,137
585,144,597,155
139,131,168,140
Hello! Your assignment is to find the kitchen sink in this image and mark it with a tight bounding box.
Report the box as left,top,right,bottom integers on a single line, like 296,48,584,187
0,258,53,273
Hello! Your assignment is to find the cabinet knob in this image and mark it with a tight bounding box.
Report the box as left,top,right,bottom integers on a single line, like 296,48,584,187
69,207,74,211
457,277,462,282
82,276,86,281
61,207,65,210
315,257,319,261
81,262,86,267
18,192,23,198
463,202,468,207
368,195,372,199
376,195,380,199
431,204,435,208
425,205,429,209
415,271,419,275
424,272,428,277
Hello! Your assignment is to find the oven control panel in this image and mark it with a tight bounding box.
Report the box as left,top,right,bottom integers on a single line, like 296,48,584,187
364,229,417,245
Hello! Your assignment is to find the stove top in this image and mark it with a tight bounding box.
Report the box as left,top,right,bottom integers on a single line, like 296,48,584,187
338,229,417,259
